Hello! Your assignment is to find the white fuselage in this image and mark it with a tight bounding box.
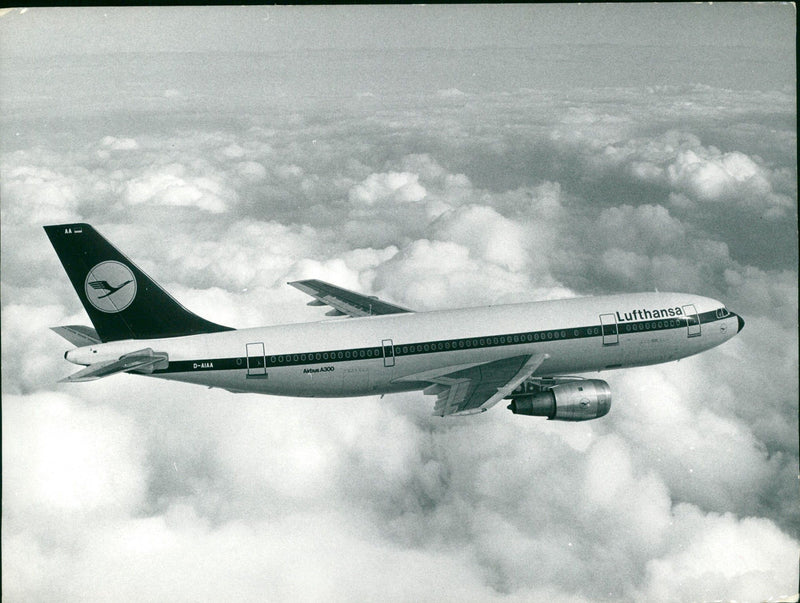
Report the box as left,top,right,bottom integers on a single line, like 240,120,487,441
66,292,741,399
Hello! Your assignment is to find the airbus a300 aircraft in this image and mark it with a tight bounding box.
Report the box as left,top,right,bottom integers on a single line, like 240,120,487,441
45,223,744,420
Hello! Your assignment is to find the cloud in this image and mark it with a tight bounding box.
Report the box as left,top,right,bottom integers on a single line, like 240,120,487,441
1,164,84,225
594,204,686,254
2,391,147,545
637,505,799,602
431,204,529,271
436,88,468,98
1,303,79,393
724,265,798,326
101,136,139,151
666,148,792,217
371,238,558,310
575,128,795,218
349,171,427,205
125,164,236,213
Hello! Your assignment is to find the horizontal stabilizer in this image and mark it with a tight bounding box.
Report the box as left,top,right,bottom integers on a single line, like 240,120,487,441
60,348,168,383
51,325,101,346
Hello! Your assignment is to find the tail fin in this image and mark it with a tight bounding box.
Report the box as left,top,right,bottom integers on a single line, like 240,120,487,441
44,223,233,342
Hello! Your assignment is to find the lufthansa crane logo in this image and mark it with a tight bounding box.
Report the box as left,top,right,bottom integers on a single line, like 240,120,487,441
84,261,137,313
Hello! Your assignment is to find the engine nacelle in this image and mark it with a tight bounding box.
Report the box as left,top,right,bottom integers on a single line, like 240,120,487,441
507,379,612,421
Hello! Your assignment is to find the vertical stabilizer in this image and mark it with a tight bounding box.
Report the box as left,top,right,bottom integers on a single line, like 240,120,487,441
44,223,233,342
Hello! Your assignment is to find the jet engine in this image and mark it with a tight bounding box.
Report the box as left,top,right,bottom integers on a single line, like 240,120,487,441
507,379,611,421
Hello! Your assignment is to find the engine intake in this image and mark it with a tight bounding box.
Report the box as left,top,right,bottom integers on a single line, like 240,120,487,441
507,379,611,421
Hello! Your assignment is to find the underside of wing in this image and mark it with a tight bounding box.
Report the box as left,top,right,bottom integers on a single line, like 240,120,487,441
60,348,169,383
420,353,550,417
288,279,413,317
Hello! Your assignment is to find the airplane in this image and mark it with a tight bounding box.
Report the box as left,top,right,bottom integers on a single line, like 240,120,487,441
45,223,744,420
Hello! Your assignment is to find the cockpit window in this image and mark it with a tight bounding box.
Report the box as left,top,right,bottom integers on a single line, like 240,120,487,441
716,307,730,318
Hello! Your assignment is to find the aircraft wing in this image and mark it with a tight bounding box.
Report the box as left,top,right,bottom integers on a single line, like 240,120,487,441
422,353,550,417
288,279,413,317
60,348,168,383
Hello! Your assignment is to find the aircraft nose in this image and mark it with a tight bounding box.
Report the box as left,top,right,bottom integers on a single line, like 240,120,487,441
736,314,745,333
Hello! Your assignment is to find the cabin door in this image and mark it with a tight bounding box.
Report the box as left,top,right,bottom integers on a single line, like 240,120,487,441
600,313,619,346
246,342,267,376
382,339,395,367
682,304,701,337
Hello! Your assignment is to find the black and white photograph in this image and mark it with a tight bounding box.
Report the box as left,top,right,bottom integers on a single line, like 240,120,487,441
1,5,797,601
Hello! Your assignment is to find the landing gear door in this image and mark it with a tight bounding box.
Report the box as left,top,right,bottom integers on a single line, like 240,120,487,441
600,313,619,346
682,304,701,337
246,342,266,376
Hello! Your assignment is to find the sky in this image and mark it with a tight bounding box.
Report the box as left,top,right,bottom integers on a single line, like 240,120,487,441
1,4,798,602
0,4,795,55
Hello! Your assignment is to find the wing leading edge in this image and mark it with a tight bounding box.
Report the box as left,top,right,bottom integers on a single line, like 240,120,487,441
415,353,550,417
289,279,413,317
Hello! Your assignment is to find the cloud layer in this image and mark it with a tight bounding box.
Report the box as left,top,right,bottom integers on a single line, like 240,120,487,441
2,46,797,601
